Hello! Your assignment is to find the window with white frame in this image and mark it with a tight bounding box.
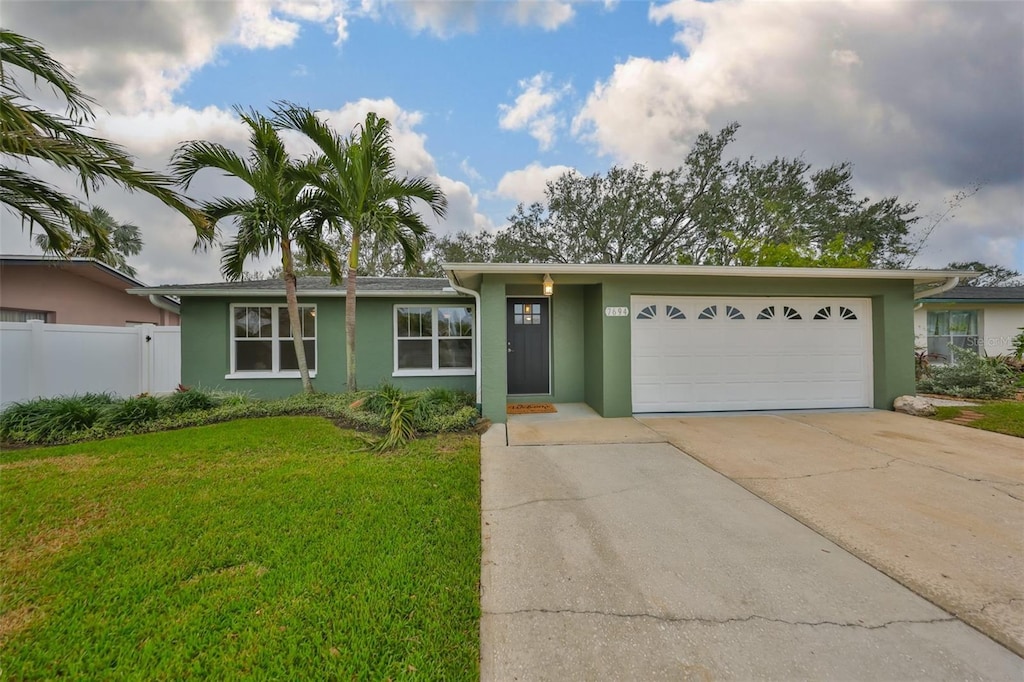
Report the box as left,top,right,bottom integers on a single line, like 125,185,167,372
927,310,979,363
394,305,474,374
231,304,316,375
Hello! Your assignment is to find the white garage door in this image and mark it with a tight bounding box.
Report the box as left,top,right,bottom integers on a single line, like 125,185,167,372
631,296,873,412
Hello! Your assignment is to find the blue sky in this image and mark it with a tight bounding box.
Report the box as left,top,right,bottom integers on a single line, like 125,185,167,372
2,0,1022,284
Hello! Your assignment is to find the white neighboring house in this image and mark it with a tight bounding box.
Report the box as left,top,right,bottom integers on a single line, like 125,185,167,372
914,286,1024,362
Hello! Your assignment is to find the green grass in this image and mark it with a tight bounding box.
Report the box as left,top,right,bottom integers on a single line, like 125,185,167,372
933,401,1024,438
1,417,480,679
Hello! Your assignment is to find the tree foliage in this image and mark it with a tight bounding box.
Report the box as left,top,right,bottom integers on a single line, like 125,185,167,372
427,123,918,269
171,106,342,393
274,105,447,391
34,205,143,276
946,261,1022,287
0,28,210,257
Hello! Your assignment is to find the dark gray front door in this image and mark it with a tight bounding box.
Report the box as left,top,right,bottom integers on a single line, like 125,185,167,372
507,298,550,395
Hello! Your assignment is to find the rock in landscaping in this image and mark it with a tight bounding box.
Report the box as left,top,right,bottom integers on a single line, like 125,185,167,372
893,395,936,416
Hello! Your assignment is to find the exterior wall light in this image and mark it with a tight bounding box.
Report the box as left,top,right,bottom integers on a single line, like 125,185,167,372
542,274,554,296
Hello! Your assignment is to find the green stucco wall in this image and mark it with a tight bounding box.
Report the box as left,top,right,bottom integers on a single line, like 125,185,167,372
180,295,475,398
477,273,918,423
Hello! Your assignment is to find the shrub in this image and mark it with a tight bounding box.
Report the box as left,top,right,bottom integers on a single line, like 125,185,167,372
369,391,420,452
1012,327,1024,361
917,346,1017,399
98,395,161,429
0,393,114,443
160,387,217,415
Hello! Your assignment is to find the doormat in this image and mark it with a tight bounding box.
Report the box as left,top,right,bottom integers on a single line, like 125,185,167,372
507,403,557,415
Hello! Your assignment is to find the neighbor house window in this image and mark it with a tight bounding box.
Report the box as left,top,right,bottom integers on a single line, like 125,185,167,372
926,310,979,363
230,304,316,376
394,305,474,375
0,308,50,322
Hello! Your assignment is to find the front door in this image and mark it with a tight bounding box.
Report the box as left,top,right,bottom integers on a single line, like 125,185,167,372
507,298,550,394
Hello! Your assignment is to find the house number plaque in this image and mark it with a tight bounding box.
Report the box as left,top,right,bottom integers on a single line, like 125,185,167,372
604,307,629,317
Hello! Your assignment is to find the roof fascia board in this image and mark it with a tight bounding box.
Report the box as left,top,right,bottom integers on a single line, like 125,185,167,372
127,288,466,298
920,298,1024,304
441,262,978,284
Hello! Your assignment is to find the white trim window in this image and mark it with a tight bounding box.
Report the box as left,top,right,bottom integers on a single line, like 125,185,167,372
229,304,317,378
926,310,979,363
394,304,474,376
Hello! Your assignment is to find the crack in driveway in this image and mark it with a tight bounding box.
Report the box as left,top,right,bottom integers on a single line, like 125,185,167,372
736,459,899,482
775,416,1023,501
972,598,1024,616
485,607,958,630
484,485,645,512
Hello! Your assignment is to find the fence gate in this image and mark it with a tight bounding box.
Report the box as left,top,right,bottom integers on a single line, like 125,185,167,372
0,321,181,407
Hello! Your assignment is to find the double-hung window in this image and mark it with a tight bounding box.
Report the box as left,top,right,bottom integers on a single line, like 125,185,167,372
394,305,474,375
926,310,979,363
230,304,316,377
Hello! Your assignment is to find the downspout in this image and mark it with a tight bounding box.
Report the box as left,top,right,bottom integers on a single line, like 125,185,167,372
149,294,180,321
445,274,482,413
914,276,959,301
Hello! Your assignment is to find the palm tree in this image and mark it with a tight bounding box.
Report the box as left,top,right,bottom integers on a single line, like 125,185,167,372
170,107,341,394
274,105,447,392
0,29,211,257
35,205,143,276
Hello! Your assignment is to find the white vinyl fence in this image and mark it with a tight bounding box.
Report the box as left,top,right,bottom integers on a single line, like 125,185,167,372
0,321,181,407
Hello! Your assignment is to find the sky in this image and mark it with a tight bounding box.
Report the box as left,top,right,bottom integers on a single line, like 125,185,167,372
2,0,1022,285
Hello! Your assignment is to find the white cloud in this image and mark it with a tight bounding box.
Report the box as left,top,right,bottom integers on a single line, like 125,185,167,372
496,163,577,205
2,0,350,112
460,159,484,184
234,1,302,49
504,1,574,30
365,0,574,38
499,73,570,151
571,0,1023,270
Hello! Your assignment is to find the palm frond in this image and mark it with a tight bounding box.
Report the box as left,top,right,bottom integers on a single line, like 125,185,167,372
0,29,95,121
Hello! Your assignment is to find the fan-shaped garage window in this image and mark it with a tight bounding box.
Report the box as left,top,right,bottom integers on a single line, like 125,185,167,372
783,306,802,320
636,305,657,320
725,305,745,320
757,306,775,320
666,305,686,320
698,305,718,320
814,306,832,320
839,306,858,320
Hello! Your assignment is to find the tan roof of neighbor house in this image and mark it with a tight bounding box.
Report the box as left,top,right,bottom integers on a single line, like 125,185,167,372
1,255,180,312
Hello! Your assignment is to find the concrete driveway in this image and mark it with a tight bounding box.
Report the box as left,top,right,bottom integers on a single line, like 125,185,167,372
640,410,1024,657
480,420,1023,680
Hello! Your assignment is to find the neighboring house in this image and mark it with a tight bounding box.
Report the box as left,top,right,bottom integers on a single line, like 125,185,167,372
130,264,970,423
0,255,179,326
914,285,1024,361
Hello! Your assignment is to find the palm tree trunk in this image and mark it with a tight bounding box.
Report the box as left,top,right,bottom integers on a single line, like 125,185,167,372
345,230,360,393
282,242,314,393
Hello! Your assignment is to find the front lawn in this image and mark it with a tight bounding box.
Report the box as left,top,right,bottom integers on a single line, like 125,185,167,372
1,417,480,679
933,401,1024,438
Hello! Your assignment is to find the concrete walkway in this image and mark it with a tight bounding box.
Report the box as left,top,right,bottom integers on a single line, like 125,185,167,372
480,422,1023,680
641,410,1024,657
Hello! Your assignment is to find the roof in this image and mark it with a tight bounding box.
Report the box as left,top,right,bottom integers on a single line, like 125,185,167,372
1,254,180,312
442,262,977,294
919,285,1024,304
129,276,462,298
